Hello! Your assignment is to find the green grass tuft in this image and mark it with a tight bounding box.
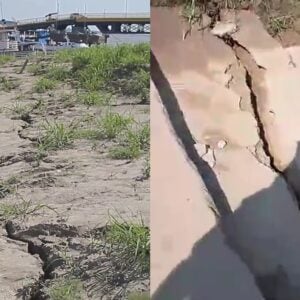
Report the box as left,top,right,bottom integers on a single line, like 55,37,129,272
106,215,150,274
0,76,19,92
0,55,15,66
97,112,134,140
0,199,52,221
109,123,150,160
46,278,84,300
46,65,70,81
34,78,57,93
70,44,149,100
80,91,112,106
28,63,48,76
128,292,150,300
38,121,78,151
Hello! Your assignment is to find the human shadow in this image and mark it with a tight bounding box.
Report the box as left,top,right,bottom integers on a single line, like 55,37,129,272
152,146,300,300
151,47,300,300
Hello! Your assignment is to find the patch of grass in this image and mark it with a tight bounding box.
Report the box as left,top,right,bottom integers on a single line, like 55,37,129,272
5,101,32,121
80,91,112,106
97,112,134,140
0,176,17,199
268,14,295,35
70,44,149,101
128,292,150,300
46,65,70,81
106,215,150,274
117,68,150,103
109,123,150,160
0,183,12,199
28,63,47,76
0,76,19,92
109,134,142,159
143,156,150,179
0,55,15,66
38,121,78,151
75,128,99,140
34,78,57,93
153,0,300,37
54,49,76,63
0,199,51,221
46,278,84,300
9,101,30,115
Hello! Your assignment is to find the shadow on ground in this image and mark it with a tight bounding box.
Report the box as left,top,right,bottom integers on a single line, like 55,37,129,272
151,49,300,300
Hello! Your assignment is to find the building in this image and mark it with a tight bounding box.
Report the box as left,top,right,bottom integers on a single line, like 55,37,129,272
0,26,18,51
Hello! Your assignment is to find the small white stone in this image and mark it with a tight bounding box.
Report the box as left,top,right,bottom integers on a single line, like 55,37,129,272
217,140,227,149
211,21,237,37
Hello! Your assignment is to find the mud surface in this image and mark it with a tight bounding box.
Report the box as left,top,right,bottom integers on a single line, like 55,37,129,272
151,5,300,300
0,57,149,299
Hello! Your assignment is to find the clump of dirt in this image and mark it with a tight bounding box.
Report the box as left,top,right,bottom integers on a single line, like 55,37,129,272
6,221,149,299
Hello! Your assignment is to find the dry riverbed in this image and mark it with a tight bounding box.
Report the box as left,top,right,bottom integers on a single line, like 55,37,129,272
0,46,150,300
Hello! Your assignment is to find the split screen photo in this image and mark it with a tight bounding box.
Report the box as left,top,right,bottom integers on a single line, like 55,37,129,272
0,0,300,299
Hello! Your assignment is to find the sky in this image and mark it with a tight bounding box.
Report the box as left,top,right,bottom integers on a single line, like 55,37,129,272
1,0,149,20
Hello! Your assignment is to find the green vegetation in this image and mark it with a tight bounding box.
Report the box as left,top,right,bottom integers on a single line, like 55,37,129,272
0,183,12,199
106,215,150,274
28,63,48,76
128,292,150,300
152,0,300,36
0,177,17,199
97,112,134,139
54,49,76,63
0,199,51,221
45,65,70,81
37,114,149,160
0,55,15,66
80,91,112,106
46,278,84,300
9,101,30,115
268,14,295,36
143,156,150,179
38,121,78,151
54,44,150,101
0,76,19,92
34,78,57,93
76,112,149,160
5,101,32,122
109,123,150,159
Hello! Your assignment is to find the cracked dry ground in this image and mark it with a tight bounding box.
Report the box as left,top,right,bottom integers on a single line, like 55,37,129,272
0,56,149,299
151,6,300,300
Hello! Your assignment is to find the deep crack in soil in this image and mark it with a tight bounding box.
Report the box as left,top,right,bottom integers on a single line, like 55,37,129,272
221,34,300,208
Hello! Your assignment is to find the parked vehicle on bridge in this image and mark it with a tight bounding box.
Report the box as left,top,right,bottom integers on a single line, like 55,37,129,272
48,25,108,45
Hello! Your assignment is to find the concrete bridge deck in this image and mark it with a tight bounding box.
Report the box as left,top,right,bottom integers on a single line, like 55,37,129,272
4,13,150,34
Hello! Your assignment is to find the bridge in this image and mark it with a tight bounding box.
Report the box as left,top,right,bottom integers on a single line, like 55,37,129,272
3,13,150,34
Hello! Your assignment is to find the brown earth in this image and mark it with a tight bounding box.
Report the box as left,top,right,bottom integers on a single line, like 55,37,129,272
151,5,300,300
151,0,300,46
0,57,149,299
